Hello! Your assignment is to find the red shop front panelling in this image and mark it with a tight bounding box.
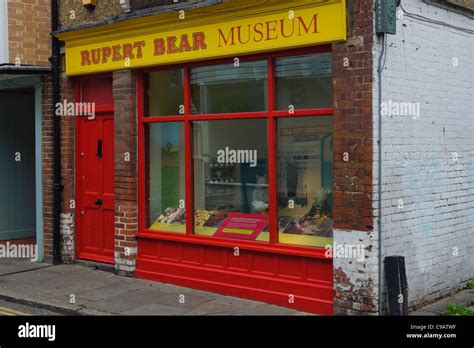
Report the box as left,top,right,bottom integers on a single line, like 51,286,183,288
136,238,334,315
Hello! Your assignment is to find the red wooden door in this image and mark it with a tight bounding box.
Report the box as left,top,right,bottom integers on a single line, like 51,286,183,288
76,77,114,264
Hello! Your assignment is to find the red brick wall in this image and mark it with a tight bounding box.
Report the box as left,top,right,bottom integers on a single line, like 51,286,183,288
41,57,76,264
41,74,54,263
331,0,375,315
7,0,51,66
332,0,374,233
113,70,138,276
60,73,76,263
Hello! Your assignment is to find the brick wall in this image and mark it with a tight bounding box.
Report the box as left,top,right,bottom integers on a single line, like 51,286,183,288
373,0,474,310
113,70,138,276
41,74,54,263
59,71,76,263
41,57,76,264
7,0,51,66
332,0,374,232
332,0,377,315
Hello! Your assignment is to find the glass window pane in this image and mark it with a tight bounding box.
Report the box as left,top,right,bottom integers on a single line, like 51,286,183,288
147,123,186,233
277,116,333,248
276,53,332,110
145,69,184,116
191,61,268,114
193,119,269,242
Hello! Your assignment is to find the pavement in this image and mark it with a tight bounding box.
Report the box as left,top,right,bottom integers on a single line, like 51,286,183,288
3,259,470,316
0,259,307,316
410,288,474,316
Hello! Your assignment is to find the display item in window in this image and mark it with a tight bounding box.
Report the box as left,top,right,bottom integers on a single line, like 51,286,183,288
251,174,269,213
155,207,186,225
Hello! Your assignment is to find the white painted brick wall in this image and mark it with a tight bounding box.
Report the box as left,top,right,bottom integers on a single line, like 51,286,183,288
333,229,379,314
373,0,474,309
60,212,75,262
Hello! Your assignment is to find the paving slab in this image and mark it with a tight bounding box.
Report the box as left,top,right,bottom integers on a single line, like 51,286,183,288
0,259,50,276
186,299,243,315
116,278,151,291
120,303,190,316
74,284,133,302
36,278,107,298
0,268,60,285
207,295,262,310
0,279,45,297
90,289,212,314
142,280,208,297
37,293,92,308
236,303,303,316
38,264,89,276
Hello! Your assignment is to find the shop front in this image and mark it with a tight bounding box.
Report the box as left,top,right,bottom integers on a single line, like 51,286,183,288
57,0,347,315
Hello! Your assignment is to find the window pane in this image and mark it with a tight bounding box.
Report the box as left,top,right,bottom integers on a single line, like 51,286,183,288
147,123,186,233
276,53,332,110
277,116,333,248
193,119,269,242
145,69,184,116
191,61,268,114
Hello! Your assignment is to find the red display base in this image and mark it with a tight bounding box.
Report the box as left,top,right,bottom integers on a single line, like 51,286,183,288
136,237,334,315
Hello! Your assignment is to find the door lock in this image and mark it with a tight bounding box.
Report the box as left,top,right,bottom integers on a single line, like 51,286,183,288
94,199,103,206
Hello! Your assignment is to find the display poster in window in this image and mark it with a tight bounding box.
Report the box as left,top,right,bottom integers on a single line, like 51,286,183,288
279,126,331,169
214,213,269,241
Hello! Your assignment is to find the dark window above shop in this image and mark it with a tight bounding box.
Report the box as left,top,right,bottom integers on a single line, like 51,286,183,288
58,0,223,31
58,0,124,28
424,0,474,13
131,0,220,11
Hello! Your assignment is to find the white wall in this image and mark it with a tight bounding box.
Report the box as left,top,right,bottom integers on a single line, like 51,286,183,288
373,0,474,309
0,0,8,64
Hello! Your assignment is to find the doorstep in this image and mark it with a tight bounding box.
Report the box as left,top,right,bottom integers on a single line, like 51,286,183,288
74,259,115,273
0,260,309,315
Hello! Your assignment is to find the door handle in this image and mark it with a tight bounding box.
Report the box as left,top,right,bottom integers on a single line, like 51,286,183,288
94,199,103,206
96,139,103,158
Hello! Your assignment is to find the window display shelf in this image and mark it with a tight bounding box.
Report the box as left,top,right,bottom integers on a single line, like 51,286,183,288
205,193,235,198
207,182,268,187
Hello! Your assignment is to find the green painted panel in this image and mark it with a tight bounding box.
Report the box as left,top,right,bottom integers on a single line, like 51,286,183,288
0,92,36,240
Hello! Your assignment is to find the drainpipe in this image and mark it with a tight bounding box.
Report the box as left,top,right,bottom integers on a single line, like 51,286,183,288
377,33,386,315
51,0,62,264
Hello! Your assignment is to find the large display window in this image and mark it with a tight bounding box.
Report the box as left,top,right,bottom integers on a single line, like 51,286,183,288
193,118,269,242
190,61,268,114
139,46,334,250
146,122,186,232
277,116,333,247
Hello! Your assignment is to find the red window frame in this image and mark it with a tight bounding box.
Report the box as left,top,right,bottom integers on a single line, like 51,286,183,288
137,45,333,260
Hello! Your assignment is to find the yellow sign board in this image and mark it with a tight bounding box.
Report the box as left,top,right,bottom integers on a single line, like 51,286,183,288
59,0,346,76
